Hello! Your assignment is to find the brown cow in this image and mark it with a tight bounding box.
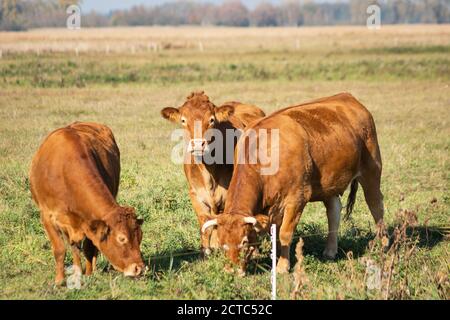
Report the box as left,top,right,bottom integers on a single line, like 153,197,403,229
202,93,385,273
30,122,144,285
161,91,265,254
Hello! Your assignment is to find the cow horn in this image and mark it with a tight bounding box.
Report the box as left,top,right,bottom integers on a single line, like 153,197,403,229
243,217,257,225
201,219,218,233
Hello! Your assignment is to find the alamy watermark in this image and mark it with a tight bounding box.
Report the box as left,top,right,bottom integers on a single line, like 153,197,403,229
169,121,280,176
365,259,382,290
367,4,381,30
66,4,81,30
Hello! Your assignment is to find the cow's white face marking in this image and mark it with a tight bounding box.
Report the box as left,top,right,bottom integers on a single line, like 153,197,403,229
188,138,209,156
186,120,210,157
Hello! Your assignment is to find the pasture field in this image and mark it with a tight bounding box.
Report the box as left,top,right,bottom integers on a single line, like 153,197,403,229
0,25,449,300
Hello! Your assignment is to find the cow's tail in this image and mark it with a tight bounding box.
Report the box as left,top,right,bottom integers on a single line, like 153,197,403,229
344,179,359,221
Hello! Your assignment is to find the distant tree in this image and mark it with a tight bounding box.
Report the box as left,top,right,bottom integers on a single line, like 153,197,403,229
421,0,450,24
199,3,218,26
279,0,302,26
1,0,449,31
217,0,249,26
83,10,108,27
328,3,351,25
350,0,380,25
0,0,25,30
251,2,279,26
57,0,81,9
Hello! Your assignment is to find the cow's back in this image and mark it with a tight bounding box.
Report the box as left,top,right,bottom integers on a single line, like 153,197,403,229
30,122,120,210
225,102,266,128
66,122,121,196
248,93,379,201
276,93,374,140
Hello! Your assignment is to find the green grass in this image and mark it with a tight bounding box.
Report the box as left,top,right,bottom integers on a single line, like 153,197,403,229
1,43,449,88
357,45,450,55
0,28,449,300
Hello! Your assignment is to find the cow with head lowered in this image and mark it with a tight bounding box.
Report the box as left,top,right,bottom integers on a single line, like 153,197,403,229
161,91,265,254
30,122,144,285
202,93,385,274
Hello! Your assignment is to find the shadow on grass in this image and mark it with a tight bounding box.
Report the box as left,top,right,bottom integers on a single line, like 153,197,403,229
247,223,448,275
140,224,447,276
143,249,202,276
299,224,447,262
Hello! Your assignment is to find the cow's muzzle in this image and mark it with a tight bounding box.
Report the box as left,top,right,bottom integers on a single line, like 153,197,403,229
123,262,144,277
187,138,208,156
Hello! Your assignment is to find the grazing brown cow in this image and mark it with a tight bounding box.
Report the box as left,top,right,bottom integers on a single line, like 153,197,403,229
202,93,385,273
30,122,144,285
161,92,265,254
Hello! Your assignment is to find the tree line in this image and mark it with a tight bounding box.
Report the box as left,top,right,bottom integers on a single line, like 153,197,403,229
1,0,449,31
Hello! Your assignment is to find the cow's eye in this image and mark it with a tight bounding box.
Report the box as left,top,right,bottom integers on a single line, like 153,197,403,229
117,234,128,245
181,117,187,125
209,117,215,126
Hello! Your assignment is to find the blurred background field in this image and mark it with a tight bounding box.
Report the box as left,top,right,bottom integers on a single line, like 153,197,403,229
0,25,449,299
1,25,450,86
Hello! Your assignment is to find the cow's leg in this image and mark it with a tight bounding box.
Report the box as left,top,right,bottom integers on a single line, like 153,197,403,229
190,191,218,255
277,202,305,274
83,238,98,275
359,137,385,229
358,168,384,227
323,196,342,260
41,213,66,285
70,243,82,274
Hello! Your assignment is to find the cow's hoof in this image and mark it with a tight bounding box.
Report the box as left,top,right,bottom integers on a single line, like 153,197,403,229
237,269,246,277
322,248,337,260
276,260,290,274
54,277,65,287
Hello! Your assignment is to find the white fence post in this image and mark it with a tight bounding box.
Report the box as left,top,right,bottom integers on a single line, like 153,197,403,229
271,224,277,300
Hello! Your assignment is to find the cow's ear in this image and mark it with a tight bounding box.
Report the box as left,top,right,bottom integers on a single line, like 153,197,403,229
161,107,181,123
90,220,110,242
254,214,269,233
215,105,235,122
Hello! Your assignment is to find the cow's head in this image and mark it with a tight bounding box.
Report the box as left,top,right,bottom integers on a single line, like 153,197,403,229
161,91,234,157
88,206,144,277
201,213,268,274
